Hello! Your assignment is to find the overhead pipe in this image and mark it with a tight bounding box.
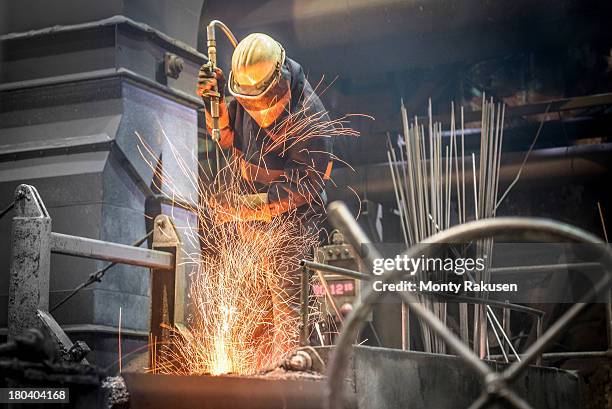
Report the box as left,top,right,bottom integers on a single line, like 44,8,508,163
327,143,612,204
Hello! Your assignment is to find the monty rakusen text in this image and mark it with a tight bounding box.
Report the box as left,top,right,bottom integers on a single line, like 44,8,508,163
370,255,518,293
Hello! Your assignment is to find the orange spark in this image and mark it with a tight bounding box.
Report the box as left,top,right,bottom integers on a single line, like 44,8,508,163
136,84,363,376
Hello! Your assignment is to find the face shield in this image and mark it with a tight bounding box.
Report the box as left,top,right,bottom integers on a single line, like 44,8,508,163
228,62,291,129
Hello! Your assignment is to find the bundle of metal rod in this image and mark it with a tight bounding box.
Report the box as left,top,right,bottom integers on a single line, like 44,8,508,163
386,96,506,356
469,97,506,358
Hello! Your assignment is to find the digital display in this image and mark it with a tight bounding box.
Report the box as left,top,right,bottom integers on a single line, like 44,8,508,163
313,280,355,297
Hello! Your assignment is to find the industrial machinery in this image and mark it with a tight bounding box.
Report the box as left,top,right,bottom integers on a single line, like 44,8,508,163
313,230,363,320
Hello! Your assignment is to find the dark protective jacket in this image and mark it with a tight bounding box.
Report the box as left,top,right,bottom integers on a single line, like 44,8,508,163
208,58,334,217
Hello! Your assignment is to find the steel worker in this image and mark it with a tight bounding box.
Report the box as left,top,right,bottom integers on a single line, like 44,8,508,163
197,33,333,350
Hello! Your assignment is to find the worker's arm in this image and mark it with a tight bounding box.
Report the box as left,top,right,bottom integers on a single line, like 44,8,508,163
212,129,332,223
197,66,235,149
266,117,333,217
211,139,333,221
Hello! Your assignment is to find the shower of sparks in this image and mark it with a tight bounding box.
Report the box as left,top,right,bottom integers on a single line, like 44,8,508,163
136,97,363,375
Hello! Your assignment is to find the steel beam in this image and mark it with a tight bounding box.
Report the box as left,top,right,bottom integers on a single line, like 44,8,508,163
50,232,174,269
149,214,185,368
8,185,51,340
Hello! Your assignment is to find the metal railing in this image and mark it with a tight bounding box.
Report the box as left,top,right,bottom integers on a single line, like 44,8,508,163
322,201,612,409
6,184,185,366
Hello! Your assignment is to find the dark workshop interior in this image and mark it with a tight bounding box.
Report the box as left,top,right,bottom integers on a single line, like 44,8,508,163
1,1,612,408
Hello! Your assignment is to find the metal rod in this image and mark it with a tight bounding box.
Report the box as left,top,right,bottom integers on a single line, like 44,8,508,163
607,291,612,351
461,107,466,224
299,266,310,346
486,309,508,363
496,103,551,210
387,150,409,244
535,315,543,366
471,153,479,220
315,270,344,322
490,262,601,275
401,302,410,350
425,292,544,317
597,201,609,243
50,232,174,269
489,349,612,361
300,260,372,281
50,229,155,312
0,200,15,220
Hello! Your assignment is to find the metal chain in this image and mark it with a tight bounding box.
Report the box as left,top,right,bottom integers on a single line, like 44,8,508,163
50,229,155,312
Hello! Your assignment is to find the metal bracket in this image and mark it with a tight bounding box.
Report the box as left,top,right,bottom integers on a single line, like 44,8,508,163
38,309,90,364
8,184,51,340
164,52,184,79
13,184,48,218
149,214,185,367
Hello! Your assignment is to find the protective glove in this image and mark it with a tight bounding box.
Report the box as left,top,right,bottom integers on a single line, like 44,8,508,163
237,193,269,209
209,192,267,209
218,205,272,224
209,193,272,224
197,65,226,102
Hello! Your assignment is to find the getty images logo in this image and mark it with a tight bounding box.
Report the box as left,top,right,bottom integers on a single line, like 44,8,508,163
371,254,486,276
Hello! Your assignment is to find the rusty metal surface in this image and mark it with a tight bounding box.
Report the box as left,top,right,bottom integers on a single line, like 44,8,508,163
149,215,185,368
122,372,355,409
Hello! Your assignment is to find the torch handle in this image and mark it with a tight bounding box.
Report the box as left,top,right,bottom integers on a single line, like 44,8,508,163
206,24,221,142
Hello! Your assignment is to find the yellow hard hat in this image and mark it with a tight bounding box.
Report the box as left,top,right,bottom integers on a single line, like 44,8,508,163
229,33,285,97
